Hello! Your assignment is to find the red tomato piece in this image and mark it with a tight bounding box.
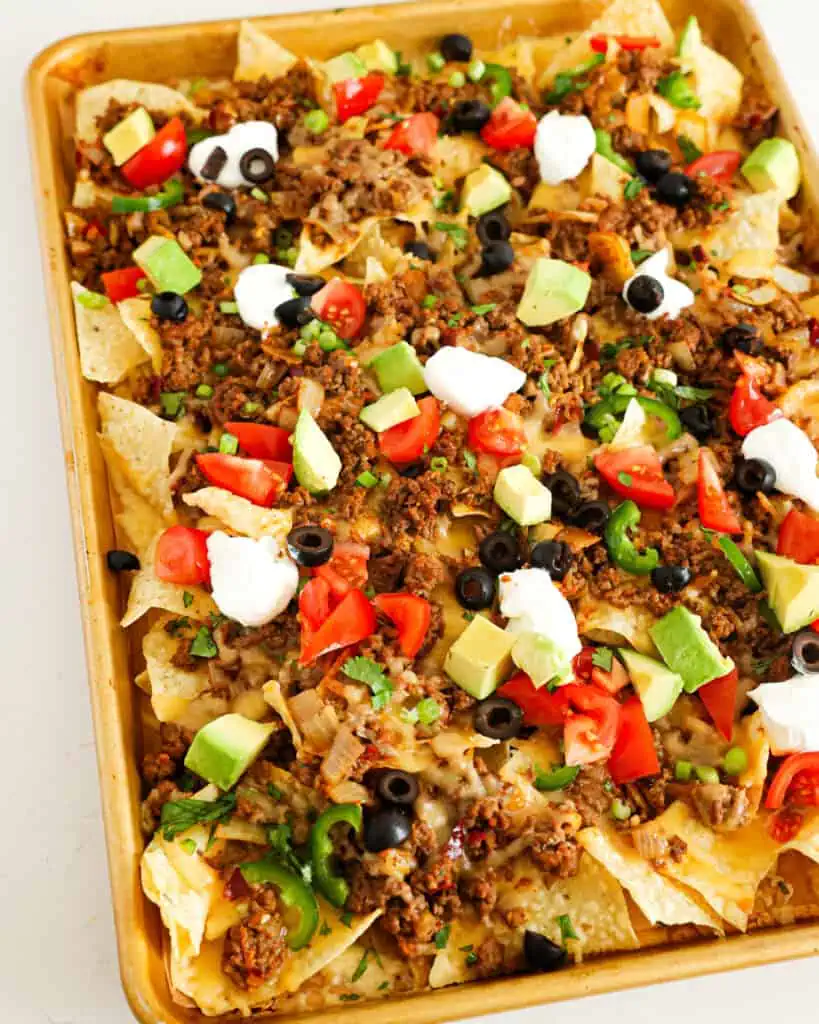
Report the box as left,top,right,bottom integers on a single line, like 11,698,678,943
311,279,367,340
467,407,527,457
698,667,738,741
697,448,741,534
728,354,782,437
195,453,287,507
155,525,210,585
769,807,804,843
766,753,819,809
299,589,376,665
480,97,537,151
594,446,675,511
314,541,370,598
225,422,293,463
498,672,569,726
121,117,187,189
101,266,146,302
685,151,742,184
564,715,609,766
563,684,621,758
591,657,630,694
572,647,595,682
379,396,441,464
777,508,819,564
589,33,661,52
299,576,332,632
384,112,440,157
607,697,660,783
333,74,385,122
373,593,432,658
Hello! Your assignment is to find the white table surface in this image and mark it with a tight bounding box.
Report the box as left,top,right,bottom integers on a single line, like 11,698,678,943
4,0,818,1020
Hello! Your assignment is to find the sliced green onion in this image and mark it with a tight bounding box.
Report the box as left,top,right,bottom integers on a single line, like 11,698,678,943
430,456,448,472
278,246,298,267
300,320,322,341
356,470,379,488
448,70,466,88
674,760,693,782
611,799,632,821
427,52,445,72
219,432,239,455
471,303,497,315
657,70,701,110
219,301,239,314
723,747,748,776
694,765,720,784
292,339,308,357
556,914,578,943
76,289,109,310
718,536,762,592
212,362,229,377
253,253,270,265
624,177,645,200
304,108,330,134
422,294,438,309
160,391,186,419
195,383,214,399
433,221,469,250
467,58,486,82
242,401,261,415
251,187,269,202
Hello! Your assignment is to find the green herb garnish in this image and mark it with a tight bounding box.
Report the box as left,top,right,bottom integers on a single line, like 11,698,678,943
160,792,237,840
343,656,393,710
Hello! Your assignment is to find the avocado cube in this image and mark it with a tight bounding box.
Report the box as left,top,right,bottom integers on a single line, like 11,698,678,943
102,107,155,166
756,550,819,633
323,51,367,84
444,615,516,700
742,138,801,200
461,164,512,217
650,606,733,693
369,342,427,395
133,236,202,295
619,649,684,722
494,464,552,526
360,388,420,432
517,258,591,327
184,713,275,791
356,39,399,74
292,409,342,494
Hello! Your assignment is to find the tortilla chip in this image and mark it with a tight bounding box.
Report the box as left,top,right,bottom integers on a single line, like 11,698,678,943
99,438,168,556
343,222,405,280
122,557,215,626
295,219,379,274
432,136,488,187
577,599,659,655
234,20,299,82
707,190,781,264
75,79,203,143
262,680,303,750
680,37,743,125
579,826,723,930
99,393,177,519
142,836,212,963
118,295,163,372
142,619,213,709
71,172,126,209
585,152,631,201
737,712,770,815
181,488,292,542
71,282,148,384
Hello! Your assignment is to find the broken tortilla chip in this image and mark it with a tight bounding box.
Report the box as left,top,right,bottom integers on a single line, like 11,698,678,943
100,438,168,556
122,549,215,627
142,618,214,719
72,282,148,384
181,488,292,542
118,295,163,372
234,20,299,82
142,837,212,964
577,599,659,656
262,680,303,750
75,79,204,143
295,219,380,274
707,190,781,264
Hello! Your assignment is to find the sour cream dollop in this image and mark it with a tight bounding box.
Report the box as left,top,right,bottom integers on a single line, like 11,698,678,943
422,347,525,419
622,249,695,321
189,121,279,188
749,673,819,753
534,111,596,186
499,567,582,662
741,417,819,512
234,263,295,331
206,531,299,628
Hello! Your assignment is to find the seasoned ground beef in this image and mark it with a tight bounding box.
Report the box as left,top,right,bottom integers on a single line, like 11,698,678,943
141,723,192,786
222,886,288,990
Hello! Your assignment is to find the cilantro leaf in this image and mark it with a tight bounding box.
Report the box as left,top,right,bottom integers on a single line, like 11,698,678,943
343,656,394,710
677,134,702,164
591,647,613,671
434,221,469,250
160,793,237,840
352,949,370,982
624,177,645,200
434,925,451,949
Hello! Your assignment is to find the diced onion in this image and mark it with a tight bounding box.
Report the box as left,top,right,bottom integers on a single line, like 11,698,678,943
321,725,364,785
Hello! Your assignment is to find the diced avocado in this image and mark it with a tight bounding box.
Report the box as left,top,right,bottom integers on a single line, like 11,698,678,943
494,464,552,526
619,649,684,722
461,164,512,217
102,107,155,166
517,258,591,327
292,409,342,494
133,236,202,294
359,388,419,432
650,606,733,693
369,342,426,395
676,14,702,58
444,615,516,699
742,138,801,200
323,51,367,84
756,550,819,633
512,632,573,689
184,713,274,791
356,39,399,74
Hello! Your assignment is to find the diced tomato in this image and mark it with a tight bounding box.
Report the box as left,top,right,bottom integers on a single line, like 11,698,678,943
607,696,660,784
121,117,187,189
311,279,367,340
589,33,661,52
594,446,675,511
769,807,804,843
155,526,210,585
384,112,440,157
777,508,819,564
572,647,595,682
379,396,441,464
224,422,293,463
333,74,385,122
299,576,332,632
698,667,738,741
195,453,289,507
314,541,370,597
685,151,742,184
765,753,819,809
467,407,526,457
373,593,432,658
697,448,741,534
728,353,783,437
101,266,146,302
591,657,630,694
498,672,570,726
562,684,621,764
480,97,537,151
299,589,376,665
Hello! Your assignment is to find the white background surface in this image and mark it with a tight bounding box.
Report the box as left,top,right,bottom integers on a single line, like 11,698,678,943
3,0,818,1020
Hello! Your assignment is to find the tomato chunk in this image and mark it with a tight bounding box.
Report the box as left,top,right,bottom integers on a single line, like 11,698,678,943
589,34,661,52
195,453,289,507
766,753,819,809
373,593,432,658
591,657,630,694
480,98,537,151
607,697,659,783
121,117,187,189
777,508,819,564
685,151,742,184
314,542,370,597
101,266,146,302
697,447,741,534
498,672,570,727
333,75,385,122
384,112,440,157
594,445,675,511
728,353,782,437
225,422,293,462
379,396,441,464
299,589,376,665
155,526,210,585
467,407,526,457
698,667,737,741
299,576,332,632
311,279,366,340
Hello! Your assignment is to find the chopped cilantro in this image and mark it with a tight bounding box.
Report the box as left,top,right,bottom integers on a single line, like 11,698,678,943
190,627,218,659
631,249,653,265
159,793,237,840
471,303,497,315
677,134,703,164
378,981,390,991
465,951,479,966
557,913,579,943
545,53,605,104
422,294,438,309
343,656,393,710
538,358,557,399
447,312,463,326
179,838,197,854
434,926,451,951
416,698,441,725
166,617,190,637
267,784,282,800
433,189,455,211
463,449,478,472
434,221,469,250
352,949,370,982
430,456,448,472
339,994,361,1002
319,919,332,936
591,647,613,671
182,591,193,609
159,391,186,419
707,200,731,212
340,911,354,928
624,177,645,200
